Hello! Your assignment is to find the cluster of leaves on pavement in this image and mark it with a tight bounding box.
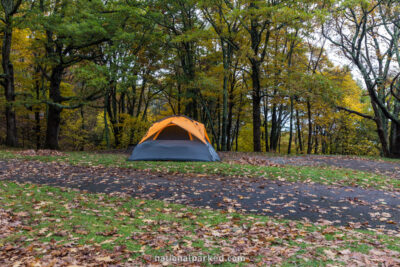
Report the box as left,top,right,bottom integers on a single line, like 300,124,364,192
0,181,399,266
1,150,399,191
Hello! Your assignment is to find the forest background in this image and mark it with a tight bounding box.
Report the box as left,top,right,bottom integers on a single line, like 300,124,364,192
1,0,400,157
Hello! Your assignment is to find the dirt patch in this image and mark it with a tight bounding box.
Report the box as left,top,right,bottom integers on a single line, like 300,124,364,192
13,149,67,157
225,157,280,167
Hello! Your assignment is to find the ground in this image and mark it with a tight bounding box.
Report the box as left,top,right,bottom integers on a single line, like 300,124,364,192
0,149,399,266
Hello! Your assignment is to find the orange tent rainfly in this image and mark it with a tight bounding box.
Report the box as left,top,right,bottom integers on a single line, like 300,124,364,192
128,115,220,162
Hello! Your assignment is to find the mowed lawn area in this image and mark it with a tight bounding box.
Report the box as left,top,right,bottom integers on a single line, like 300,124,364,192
0,150,400,266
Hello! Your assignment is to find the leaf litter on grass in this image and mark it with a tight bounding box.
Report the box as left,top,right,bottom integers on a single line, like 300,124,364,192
0,181,399,266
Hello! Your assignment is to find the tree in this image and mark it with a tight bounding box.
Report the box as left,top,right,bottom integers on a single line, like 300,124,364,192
200,0,240,151
323,0,400,157
29,0,126,149
0,0,23,147
226,0,308,152
146,0,204,120
240,0,274,152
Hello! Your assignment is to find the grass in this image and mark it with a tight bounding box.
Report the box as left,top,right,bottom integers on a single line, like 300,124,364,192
0,149,399,191
356,154,400,164
0,181,399,266
222,150,400,163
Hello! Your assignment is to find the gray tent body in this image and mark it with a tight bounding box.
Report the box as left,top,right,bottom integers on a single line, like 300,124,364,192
128,123,220,162
128,140,220,161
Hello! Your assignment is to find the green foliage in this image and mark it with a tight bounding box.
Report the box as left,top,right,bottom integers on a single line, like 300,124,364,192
60,110,88,150
119,114,151,147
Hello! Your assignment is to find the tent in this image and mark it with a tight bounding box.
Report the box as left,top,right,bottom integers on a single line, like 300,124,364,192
128,115,220,162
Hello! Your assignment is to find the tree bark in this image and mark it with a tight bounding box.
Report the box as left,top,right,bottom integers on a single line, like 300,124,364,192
104,94,110,149
45,66,64,149
390,101,400,156
307,100,313,154
270,104,278,151
106,84,120,148
35,111,41,149
80,107,85,151
264,96,269,152
182,41,198,120
234,92,243,151
1,1,19,147
390,123,400,157
287,96,294,154
296,109,303,152
136,72,147,117
216,97,221,150
314,126,319,154
251,60,262,152
34,68,42,150
227,82,234,151
220,42,231,151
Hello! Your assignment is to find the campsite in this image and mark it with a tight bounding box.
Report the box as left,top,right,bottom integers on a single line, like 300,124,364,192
1,0,400,266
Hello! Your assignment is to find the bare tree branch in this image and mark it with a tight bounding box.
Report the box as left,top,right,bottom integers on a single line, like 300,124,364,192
336,106,375,120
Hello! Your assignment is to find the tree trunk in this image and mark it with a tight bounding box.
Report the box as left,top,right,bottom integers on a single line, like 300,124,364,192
35,111,41,149
278,132,281,153
390,122,400,157
108,85,120,147
375,118,390,156
287,96,294,154
227,84,234,151
45,104,62,149
184,88,198,119
34,70,41,150
314,126,319,154
104,93,110,149
235,122,239,151
136,74,146,117
120,91,126,114
177,83,182,114
307,100,313,154
181,41,198,120
141,93,151,120
216,97,221,150
296,109,303,152
250,60,262,152
45,66,64,149
2,9,18,147
270,104,283,151
270,104,277,151
264,96,269,152
221,42,229,151
234,92,243,151
369,100,390,156
321,131,327,154
127,74,137,116
389,101,400,157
